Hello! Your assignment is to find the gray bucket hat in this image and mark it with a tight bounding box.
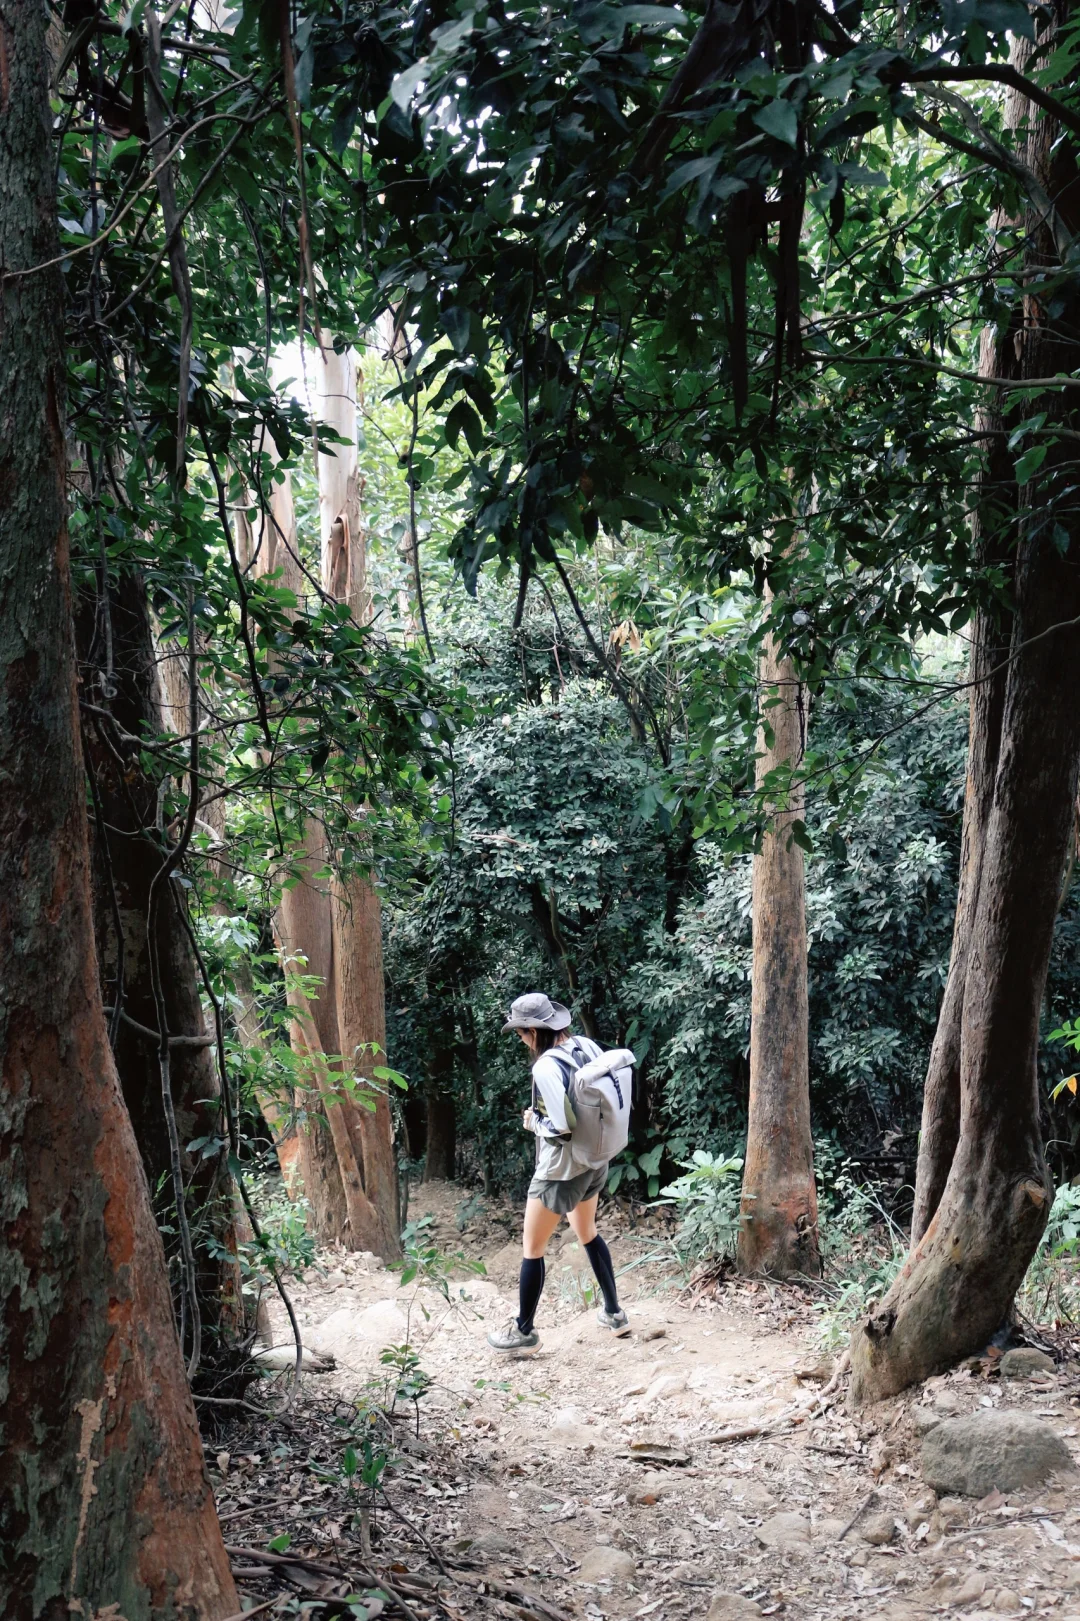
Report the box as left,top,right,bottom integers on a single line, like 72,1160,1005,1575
502,992,572,1033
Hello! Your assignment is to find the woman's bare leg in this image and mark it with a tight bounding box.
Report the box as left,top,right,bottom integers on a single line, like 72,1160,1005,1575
567,1196,599,1245
523,1197,562,1258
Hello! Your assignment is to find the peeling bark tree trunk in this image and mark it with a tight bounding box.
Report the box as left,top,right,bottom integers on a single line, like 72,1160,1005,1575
0,6,237,1611
254,378,400,1257
318,343,401,1256
737,614,821,1278
242,441,353,1238
80,573,245,1345
852,20,1080,1399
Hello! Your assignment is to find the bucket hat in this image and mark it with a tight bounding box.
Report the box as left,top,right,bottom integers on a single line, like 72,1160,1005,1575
501,992,572,1033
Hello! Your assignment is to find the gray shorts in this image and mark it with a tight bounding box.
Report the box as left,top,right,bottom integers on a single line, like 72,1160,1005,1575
527,1162,608,1214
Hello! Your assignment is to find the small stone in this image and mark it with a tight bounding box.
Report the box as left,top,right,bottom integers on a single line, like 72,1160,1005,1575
632,1469,675,1502
861,1512,897,1546
934,1388,962,1413
757,1512,810,1552
729,1479,775,1510
706,1596,763,1621
1000,1348,1057,1380
324,1268,348,1288
952,1571,987,1606
931,1572,960,1595
642,1373,687,1406
915,1409,943,1436
922,1411,1075,1497
846,1548,868,1567
816,1517,849,1540
905,1488,938,1528
640,1326,667,1342
577,1546,636,1584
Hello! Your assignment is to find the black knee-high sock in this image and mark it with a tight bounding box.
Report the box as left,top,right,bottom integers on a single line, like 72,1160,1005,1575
517,1257,546,1332
584,1234,619,1314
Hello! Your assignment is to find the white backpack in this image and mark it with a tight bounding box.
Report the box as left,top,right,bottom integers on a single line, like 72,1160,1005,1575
551,1039,635,1170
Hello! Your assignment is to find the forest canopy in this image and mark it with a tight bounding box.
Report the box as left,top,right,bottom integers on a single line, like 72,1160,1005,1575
2,0,1079,1607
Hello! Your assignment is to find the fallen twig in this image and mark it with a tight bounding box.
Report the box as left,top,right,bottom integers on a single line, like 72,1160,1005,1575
455,1569,572,1621
706,1350,851,1444
218,1600,280,1621
226,1544,425,1621
380,1489,452,1576
217,1495,297,1524
838,1489,879,1542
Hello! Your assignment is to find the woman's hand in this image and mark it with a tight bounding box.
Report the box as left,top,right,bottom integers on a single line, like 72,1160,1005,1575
522,1107,538,1133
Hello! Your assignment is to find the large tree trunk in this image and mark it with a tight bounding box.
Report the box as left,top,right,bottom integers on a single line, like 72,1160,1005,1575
852,22,1080,1398
910,64,1031,1243
0,6,237,1611
80,573,245,1347
244,443,354,1238
256,367,401,1256
318,343,401,1254
737,619,821,1277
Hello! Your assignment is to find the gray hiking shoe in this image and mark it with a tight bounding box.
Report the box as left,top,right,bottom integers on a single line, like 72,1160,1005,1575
597,1306,631,1336
487,1318,540,1352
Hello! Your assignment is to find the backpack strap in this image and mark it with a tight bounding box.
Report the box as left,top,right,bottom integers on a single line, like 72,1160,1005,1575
548,1039,589,1093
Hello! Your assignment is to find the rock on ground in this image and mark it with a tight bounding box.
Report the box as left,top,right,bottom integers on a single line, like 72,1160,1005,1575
1000,1347,1056,1379
860,1511,897,1545
756,1512,810,1551
576,1545,636,1583
922,1410,1075,1496
707,1595,763,1620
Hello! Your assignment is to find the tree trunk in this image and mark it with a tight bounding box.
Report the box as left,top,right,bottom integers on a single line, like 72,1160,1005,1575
910,63,1031,1244
423,991,457,1181
737,618,821,1277
851,21,1080,1398
317,342,401,1255
80,573,245,1346
910,621,1005,1243
0,6,237,1610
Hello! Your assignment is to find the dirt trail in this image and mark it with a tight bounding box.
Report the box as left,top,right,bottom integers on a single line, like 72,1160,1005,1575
263,1182,1080,1621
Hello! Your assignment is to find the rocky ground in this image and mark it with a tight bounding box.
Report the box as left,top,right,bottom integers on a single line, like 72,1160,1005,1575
217,1181,1080,1621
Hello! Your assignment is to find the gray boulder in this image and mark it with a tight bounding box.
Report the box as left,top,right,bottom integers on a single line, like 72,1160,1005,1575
922,1410,1074,1496
1000,1347,1056,1380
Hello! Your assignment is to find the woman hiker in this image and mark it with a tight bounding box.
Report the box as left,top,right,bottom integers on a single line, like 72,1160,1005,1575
487,991,630,1351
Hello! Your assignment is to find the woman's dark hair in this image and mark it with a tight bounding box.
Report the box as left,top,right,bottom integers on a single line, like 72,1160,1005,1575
530,1026,560,1056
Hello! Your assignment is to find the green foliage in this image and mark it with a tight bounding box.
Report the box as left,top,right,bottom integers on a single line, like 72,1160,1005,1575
816,1171,908,1348
657,1152,745,1263
1018,1184,1080,1324
46,0,1080,1298
393,1216,487,1298
1049,1019,1080,1101
241,1176,317,1286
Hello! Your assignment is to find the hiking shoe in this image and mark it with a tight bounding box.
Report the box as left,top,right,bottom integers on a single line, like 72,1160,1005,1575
487,1319,540,1351
597,1306,631,1336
